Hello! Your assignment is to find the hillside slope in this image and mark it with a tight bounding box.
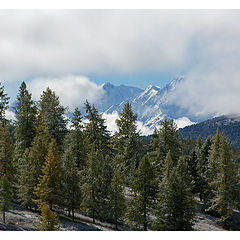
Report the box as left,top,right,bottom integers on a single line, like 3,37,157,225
178,114,240,146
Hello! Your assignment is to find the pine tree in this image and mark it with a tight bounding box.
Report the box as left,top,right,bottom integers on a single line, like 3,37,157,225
157,119,181,164
0,124,14,223
210,132,239,227
0,83,10,125
127,155,158,230
84,101,110,153
208,128,221,201
62,148,81,222
115,102,142,184
14,81,37,152
18,123,49,210
154,157,195,230
81,147,100,223
35,138,62,210
197,137,211,203
186,150,199,194
70,107,85,170
35,203,59,231
39,87,67,149
109,166,125,230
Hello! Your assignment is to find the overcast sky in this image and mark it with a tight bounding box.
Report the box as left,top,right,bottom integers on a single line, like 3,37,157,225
1,9,240,118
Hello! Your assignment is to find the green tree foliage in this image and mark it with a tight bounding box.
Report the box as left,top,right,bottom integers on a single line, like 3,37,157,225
150,119,180,184
207,128,222,200
210,132,239,226
35,203,59,231
35,138,62,210
14,81,37,152
154,157,195,230
62,148,81,222
70,107,86,170
109,165,126,230
39,87,67,149
81,147,113,223
0,83,10,125
115,102,142,184
84,101,110,153
197,137,211,203
0,124,14,223
81,147,100,223
186,150,199,195
127,155,158,230
18,123,49,210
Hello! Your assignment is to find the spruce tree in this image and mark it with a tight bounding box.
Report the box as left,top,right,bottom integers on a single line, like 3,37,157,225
70,107,85,170
127,155,158,230
0,83,10,125
39,87,67,149
35,138,62,210
187,150,199,195
115,102,142,184
0,124,14,223
197,137,211,203
154,157,195,230
84,101,110,153
14,81,37,152
210,132,239,227
18,123,49,210
109,166,126,230
208,128,221,201
35,203,59,231
62,148,81,222
81,147,100,223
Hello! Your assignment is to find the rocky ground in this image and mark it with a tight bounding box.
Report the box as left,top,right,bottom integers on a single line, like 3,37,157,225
0,201,239,231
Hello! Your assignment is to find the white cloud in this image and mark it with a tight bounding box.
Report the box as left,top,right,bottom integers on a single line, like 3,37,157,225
28,75,105,110
5,110,16,121
0,10,238,83
1,10,240,118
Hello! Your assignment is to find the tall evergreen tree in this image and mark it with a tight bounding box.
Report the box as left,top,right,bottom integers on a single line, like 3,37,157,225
127,155,158,230
18,123,49,210
39,87,67,149
208,128,221,201
35,138,62,210
70,107,85,170
84,101,110,154
0,83,10,125
115,102,142,184
14,81,37,152
81,147,100,223
154,157,195,230
0,124,14,223
109,165,126,230
62,148,81,222
210,132,239,227
197,137,211,203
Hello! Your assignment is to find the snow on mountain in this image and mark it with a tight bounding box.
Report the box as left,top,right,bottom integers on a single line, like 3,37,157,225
92,76,199,134
75,76,201,135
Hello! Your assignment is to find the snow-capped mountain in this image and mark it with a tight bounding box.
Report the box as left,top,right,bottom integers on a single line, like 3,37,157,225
89,77,206,132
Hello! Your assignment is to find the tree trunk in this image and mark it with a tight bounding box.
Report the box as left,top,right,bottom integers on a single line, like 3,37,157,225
2,211,5,224
72,209,75,222
68,208,71,217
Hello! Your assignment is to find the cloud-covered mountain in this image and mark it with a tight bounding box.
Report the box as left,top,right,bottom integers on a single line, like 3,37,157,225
85,77,209,134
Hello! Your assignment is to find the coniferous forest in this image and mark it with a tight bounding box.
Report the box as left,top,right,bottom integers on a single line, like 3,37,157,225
1,81,240,231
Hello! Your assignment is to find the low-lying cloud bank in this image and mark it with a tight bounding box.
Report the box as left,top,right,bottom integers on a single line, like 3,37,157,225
28,75,105,110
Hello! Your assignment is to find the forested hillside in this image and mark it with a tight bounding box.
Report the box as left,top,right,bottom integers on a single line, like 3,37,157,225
178,115,240,147
0,81,240,231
